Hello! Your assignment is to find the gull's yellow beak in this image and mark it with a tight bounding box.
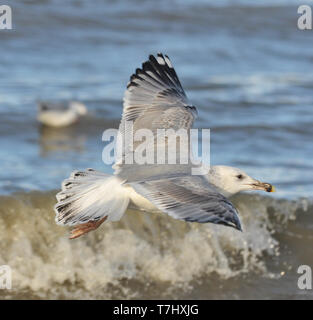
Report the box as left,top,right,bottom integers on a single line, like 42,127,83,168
251,181,275,193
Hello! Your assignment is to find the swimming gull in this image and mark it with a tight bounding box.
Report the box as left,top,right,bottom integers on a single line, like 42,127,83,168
37,101,87,127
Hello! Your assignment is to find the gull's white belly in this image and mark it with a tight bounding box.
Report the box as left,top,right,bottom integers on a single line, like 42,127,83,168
125,185,162,213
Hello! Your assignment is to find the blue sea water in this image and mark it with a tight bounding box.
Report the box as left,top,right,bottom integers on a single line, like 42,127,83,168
1,0,313,198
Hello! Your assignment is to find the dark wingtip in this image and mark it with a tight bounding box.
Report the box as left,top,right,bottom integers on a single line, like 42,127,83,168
149,54,156,61
237,224,243,232
234,216,242,232
224,214,242,232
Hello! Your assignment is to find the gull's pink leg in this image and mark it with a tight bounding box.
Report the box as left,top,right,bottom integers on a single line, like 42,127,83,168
69,216,107,239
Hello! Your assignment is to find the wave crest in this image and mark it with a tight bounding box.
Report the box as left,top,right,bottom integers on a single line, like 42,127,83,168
0,191,308,299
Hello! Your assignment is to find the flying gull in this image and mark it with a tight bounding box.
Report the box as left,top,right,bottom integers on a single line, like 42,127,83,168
54,53,275,239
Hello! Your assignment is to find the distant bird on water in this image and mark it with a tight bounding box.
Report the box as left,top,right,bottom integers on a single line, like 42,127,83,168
37,101,87,127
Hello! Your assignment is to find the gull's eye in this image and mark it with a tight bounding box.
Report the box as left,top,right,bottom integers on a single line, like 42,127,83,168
237,174,243,180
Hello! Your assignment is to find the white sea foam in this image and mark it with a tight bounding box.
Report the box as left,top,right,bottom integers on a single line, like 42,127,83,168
0,191,307,299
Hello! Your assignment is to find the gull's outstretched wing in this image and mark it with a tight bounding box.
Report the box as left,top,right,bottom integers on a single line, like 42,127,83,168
122,53,196,127
114,53,197,176
129,175,242,231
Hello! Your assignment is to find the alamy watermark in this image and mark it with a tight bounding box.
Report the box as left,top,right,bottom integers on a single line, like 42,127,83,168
0,5,12,29
0,265,11,290
298,5,312,30
102,122,211,175
297,265,312,290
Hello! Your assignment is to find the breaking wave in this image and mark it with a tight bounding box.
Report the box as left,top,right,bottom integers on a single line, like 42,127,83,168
0,190,309,299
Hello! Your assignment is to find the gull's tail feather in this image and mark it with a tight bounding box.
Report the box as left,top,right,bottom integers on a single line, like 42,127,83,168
54,169,129,227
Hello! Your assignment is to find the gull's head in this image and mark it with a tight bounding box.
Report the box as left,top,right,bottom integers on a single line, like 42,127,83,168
210,165,275,197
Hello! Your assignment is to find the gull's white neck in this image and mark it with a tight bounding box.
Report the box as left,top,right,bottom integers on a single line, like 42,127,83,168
206,165,238,198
